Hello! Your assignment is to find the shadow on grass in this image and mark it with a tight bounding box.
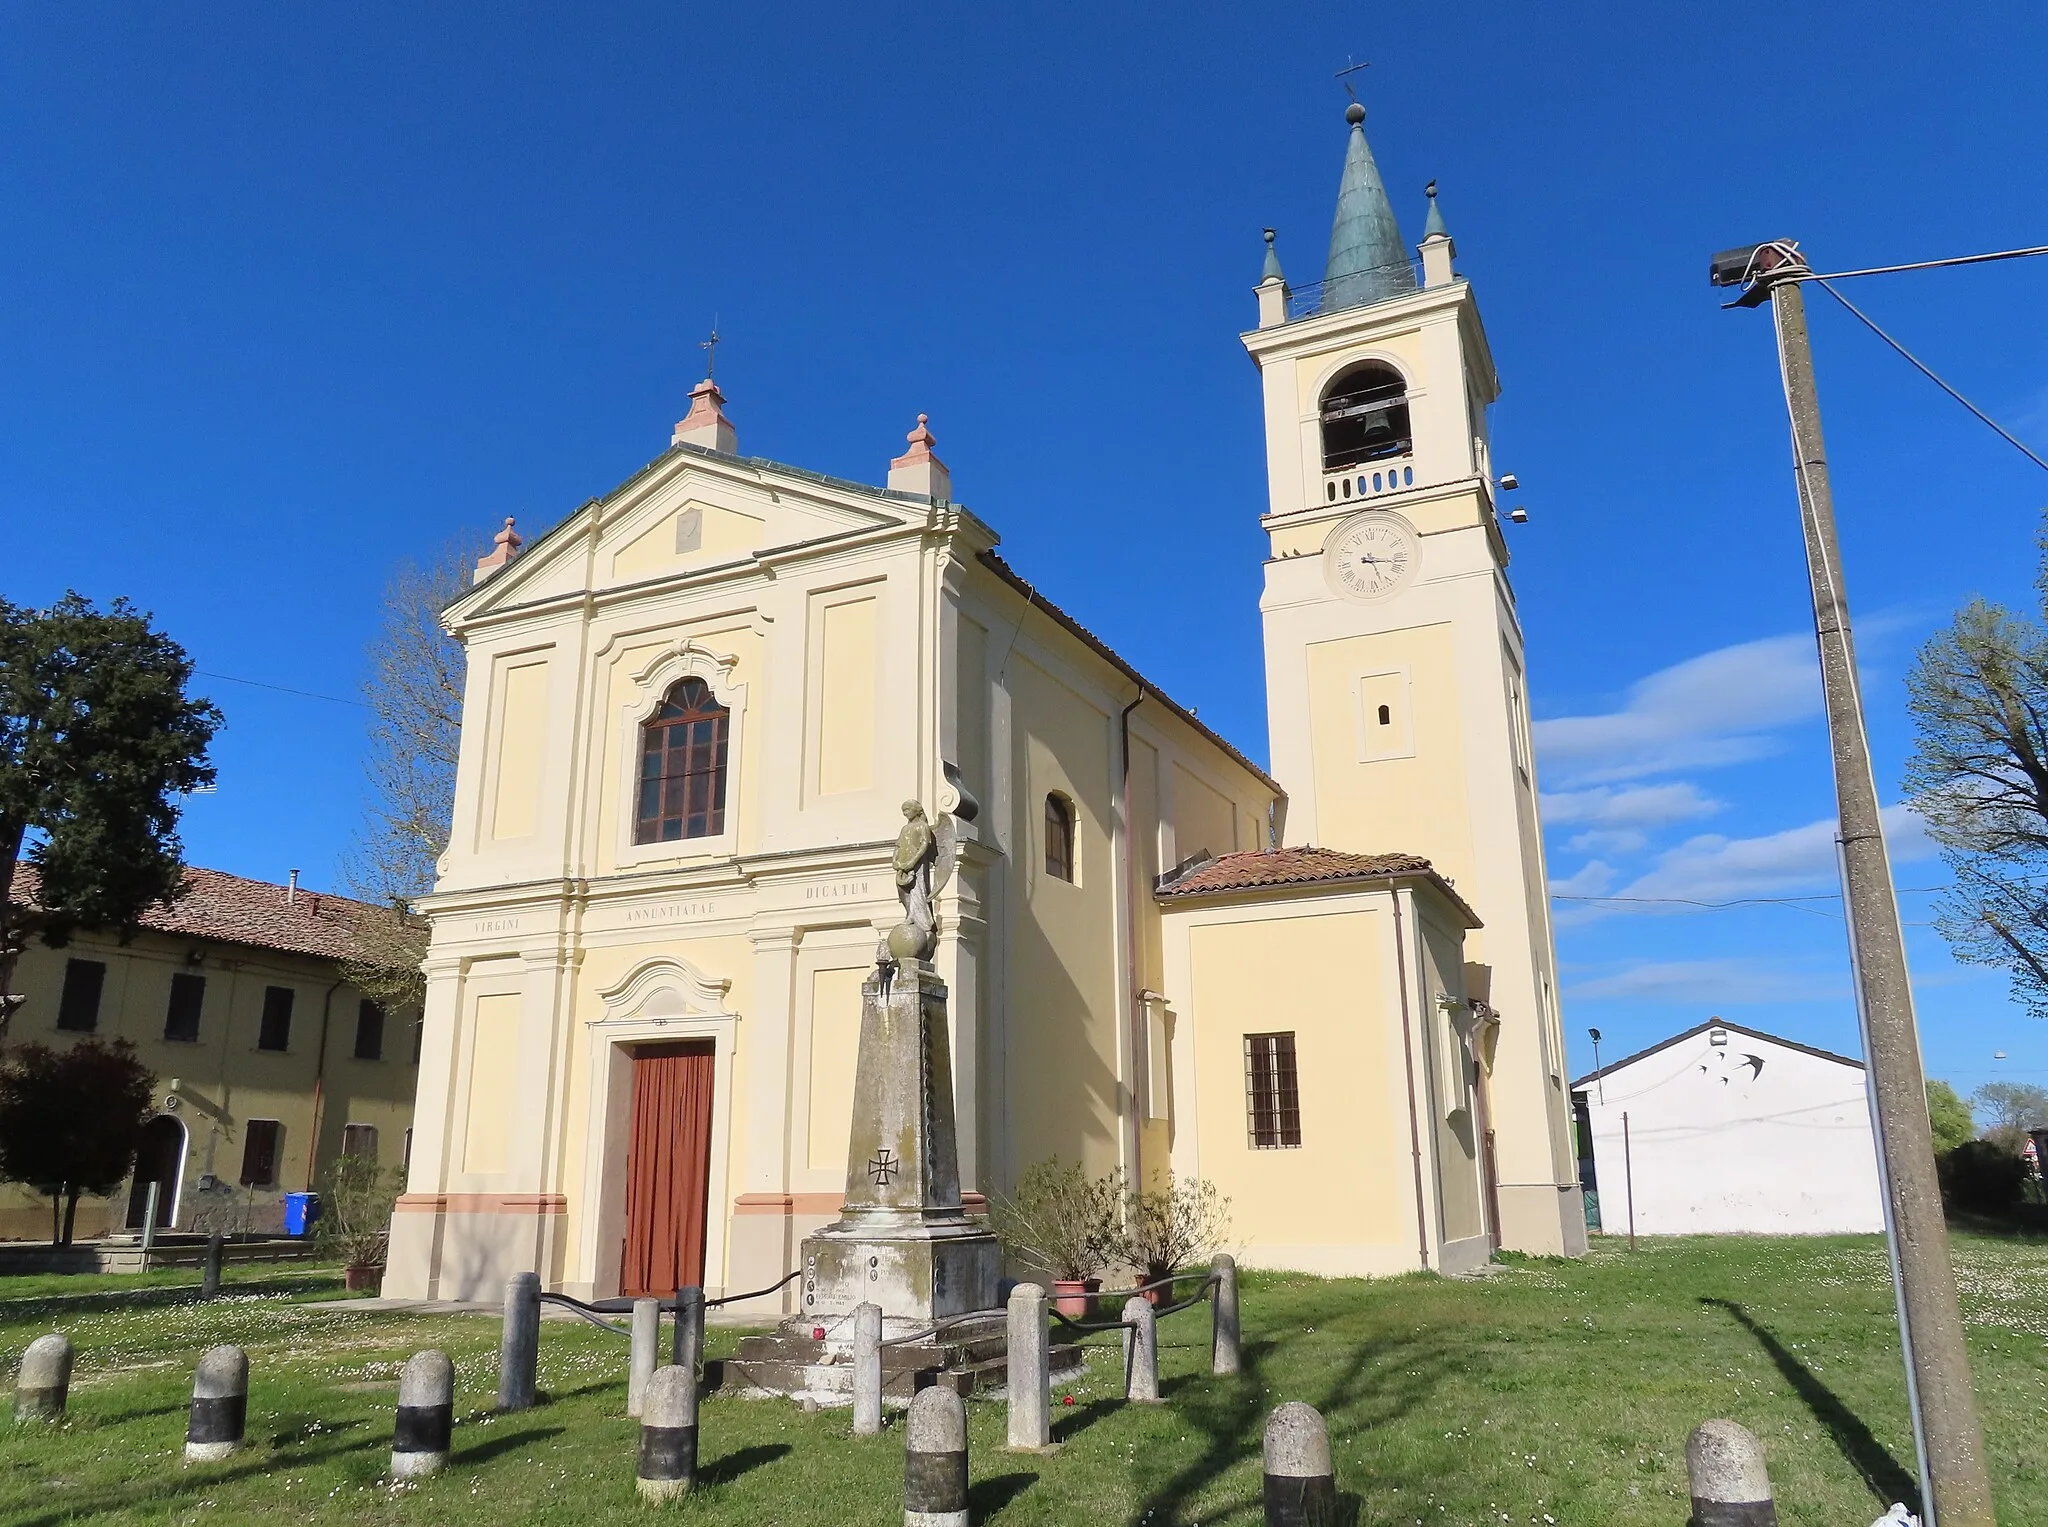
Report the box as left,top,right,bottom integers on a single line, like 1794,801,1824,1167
456,1424,567,1466
1050,1396,1118,1444
970,1470,1038,1518
699,1442,791,1485
1125,1303,1450,1527
92,1400,189,1426
10,1431,383,1527
1701,1297,1919,1510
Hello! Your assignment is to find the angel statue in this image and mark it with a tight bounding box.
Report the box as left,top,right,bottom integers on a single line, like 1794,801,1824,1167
879,776,979,972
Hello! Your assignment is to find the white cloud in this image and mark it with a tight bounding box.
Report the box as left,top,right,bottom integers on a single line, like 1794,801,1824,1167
1611,802,1937,907
1566,828,1649,855
1566,957,1847,1005
1550,860,1618,898
1542,781,1723,830
1534,634,1819,787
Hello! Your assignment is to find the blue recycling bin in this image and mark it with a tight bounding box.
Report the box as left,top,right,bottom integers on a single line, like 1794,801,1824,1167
283,1191,322,1237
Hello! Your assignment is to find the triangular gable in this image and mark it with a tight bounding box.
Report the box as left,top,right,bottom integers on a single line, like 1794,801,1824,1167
449,443,935,623
1570,1018,1864,1091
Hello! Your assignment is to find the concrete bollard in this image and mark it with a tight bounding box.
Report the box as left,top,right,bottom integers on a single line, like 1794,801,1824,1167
200,1233,224,1300
903,1384,969,1527
391,1350,454,1480
184,1344,249,1461
1006,1282,1050,1449
1211,1253,1240,1376
671,1287,705,1379
1121,1295,1160,1403
1262,1401,1336,1527
13,1334,73,1422
636,1365,698,1501
498,1271,541,1412
852,1302,883,1438
1686,1419,1777,1526
628,1298,661,1419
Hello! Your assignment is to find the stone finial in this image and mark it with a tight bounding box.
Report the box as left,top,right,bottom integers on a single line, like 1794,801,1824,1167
1261,228,1285,284
672,377,737,454
1419,179,1456,290
887,413,952,501
473,517,525,584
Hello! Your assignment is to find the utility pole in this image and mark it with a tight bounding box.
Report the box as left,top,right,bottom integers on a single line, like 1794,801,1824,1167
1712,241,1995,1527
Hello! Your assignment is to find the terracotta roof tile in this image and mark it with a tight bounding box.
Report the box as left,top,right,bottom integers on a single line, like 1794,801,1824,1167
9,863,405,964
1156,845,1437,899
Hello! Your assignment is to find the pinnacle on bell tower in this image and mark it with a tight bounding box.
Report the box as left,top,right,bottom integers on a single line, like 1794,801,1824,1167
1323,100,1417,312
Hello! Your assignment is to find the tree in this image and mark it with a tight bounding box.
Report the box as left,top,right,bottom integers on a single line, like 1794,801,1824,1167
1927,1079,1977,1155
1905,538,2048,1017
0,595,221,1036
0,1038,156,1243
340,541,473,1015
1971,1080,2048,1153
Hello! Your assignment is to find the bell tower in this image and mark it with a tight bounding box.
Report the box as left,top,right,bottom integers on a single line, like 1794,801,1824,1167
1243,100,1586,1257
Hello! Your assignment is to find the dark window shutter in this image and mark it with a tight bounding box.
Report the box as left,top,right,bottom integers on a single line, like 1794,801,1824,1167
240,1120,281,1186
353,999,385,1060
164,973,206,1042
57,959,107,1032
258,987,294,1051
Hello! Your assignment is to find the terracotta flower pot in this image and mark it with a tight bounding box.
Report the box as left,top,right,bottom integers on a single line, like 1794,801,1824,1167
344,1263,382,1292
1050,1277,1100,1318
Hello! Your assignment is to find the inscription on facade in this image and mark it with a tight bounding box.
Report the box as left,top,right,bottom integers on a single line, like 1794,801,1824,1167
804,880,872,902
472,917,520,935
625,901,717,925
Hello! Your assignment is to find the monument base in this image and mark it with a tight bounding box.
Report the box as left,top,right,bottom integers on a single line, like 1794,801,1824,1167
714,1310,1084,1406
799,1214,1001,1329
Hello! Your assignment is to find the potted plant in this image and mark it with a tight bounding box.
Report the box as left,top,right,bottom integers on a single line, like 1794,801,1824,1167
987,1157,1122,1316
1117,1173,1232,1304
314,1151,400,1292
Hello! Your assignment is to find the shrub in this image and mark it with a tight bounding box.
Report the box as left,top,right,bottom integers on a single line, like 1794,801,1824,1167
1117,1173,1233,1288
1939,1139,2029,1213
987,1157,1122,1282
313,1151,401,1269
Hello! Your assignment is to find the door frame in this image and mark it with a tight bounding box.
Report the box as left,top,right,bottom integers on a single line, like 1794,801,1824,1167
577,958,737,1299
126,1112,189,1230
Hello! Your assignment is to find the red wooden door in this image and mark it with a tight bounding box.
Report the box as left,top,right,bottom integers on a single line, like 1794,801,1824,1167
620,1041,716,1297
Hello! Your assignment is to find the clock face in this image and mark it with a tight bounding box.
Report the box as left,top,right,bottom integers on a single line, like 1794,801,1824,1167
1323,513,1419,602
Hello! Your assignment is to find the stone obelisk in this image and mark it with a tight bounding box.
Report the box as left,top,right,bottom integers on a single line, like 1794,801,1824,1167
797,801,999,1330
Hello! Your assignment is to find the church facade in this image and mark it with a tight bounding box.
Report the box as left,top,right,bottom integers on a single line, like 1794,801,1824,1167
383,103,1583,1308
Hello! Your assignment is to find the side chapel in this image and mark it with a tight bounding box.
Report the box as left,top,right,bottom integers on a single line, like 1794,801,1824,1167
384,101,1586,1307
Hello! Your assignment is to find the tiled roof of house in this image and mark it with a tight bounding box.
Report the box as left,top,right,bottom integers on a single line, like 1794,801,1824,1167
1156,845,1433,898
9,863,404,964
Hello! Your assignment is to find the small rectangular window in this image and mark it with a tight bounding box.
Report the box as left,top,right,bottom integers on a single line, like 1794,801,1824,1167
1244,1032,1302,1148
341,1123,378,1158
240,1119,282,1186
353,999,385,1060
258,986,294,1051
57,959,107,1032
164,972,206,1043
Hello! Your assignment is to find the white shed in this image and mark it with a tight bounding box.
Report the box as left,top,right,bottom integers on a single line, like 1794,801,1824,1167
1570,1019,1884,1236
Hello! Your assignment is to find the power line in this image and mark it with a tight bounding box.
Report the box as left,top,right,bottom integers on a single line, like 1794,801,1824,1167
193,669,367,709
1803,243,2048,283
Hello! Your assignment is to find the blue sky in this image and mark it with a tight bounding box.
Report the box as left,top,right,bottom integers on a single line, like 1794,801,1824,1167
6,3,2046,1101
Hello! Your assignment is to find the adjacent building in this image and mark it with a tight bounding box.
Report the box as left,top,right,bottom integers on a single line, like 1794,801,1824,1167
2,866,420,1241
1571,1019,1885,1237
385,99,1584,1306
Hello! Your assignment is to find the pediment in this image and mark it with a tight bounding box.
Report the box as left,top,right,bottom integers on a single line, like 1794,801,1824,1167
450,446,931,623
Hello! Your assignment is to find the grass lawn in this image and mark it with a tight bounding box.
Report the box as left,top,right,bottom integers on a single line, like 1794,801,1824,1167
1,1232,2044,1525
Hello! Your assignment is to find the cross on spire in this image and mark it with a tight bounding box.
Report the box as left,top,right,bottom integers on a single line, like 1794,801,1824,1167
699,326,720,381
1334,56,1370,103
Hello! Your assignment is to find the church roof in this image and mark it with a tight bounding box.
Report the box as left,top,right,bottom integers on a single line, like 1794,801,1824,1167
8,863,411,965
1323,102,1417,313
1155,845,1476,923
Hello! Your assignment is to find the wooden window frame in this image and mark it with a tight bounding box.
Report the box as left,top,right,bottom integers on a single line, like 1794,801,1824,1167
240,1119,282,1187
1244,1031,1303,1149
634,676,731,845
57,958,106,1033
1044,792,1077,883
341,1123,379,1158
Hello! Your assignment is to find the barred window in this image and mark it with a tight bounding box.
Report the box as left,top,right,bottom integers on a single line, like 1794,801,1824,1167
1044,792,1076,883
635,677,729,843
240,1119,281,1186
1244,1032,1302,1148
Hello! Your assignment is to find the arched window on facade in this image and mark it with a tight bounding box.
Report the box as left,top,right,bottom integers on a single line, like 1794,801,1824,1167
635,677,730,843
1319,363,1412,472
1044,792,1076,883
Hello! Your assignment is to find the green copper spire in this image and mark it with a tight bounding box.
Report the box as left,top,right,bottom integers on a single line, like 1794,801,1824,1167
1323,101,1416,312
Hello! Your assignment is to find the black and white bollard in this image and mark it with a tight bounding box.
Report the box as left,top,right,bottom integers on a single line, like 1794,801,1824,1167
852,1301,883,1438
903,1383,969,1527
185,1344,249,1461
1211,1253,1240,1376
671,1286,705,1378
499,1271,541,1412
1121,1295,1160,1403
200,1233,224,1300
1006,1282,1050,1449
636,1365,698,1501
13,1333,73,1422
391,1350,454,1480
1262,1401,1335,1526
1686,1419,1777,1526
628,1298,661,1419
